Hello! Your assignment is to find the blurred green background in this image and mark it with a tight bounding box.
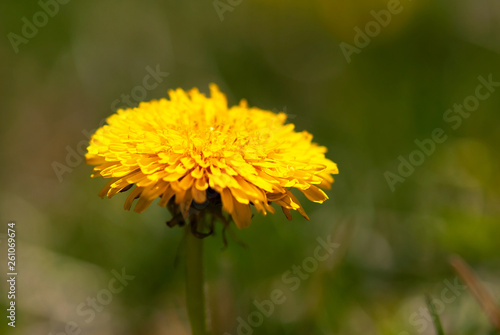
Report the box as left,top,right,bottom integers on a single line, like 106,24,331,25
1,0,500,334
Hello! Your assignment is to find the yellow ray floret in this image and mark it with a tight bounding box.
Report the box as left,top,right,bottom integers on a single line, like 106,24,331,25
86,84,338,228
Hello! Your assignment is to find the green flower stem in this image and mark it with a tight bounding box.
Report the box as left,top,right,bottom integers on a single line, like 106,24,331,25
185,227,208,335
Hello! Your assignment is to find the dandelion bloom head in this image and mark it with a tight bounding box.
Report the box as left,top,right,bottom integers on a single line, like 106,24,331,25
86,84,338,229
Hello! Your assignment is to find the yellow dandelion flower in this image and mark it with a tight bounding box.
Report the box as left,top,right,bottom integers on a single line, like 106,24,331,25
86,84,338,229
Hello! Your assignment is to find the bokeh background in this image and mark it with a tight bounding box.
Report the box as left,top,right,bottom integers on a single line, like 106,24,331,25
1,0,500,334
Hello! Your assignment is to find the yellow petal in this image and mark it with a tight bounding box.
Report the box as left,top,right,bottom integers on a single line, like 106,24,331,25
158,186,175,207
191,166,205,179
286,191,310,220
301,185,328,203
179,174,194,190
232,200,252,229
281,207,292,220
134,196,155,213
124,187,143,210
195,176,209,191
221,188,234,213
191,186,207,204
98,177,120,198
